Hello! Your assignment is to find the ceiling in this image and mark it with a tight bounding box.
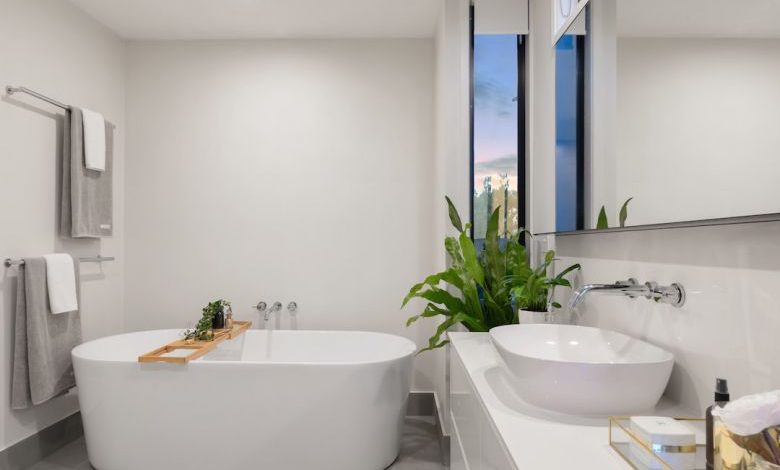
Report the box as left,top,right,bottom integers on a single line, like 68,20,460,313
68,0,442,40
617,0,780,38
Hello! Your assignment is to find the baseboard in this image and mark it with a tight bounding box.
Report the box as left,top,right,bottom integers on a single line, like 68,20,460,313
406,391,436,417
0,411,83,470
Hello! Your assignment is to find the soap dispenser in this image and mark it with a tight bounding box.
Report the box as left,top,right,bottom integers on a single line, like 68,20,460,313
706,378,730,470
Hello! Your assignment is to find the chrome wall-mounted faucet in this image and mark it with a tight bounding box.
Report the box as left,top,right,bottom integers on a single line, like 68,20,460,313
568,278,685,309
254,301,298,329
252,301,282,322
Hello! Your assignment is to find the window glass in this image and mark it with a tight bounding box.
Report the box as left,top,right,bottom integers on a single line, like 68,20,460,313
473,35,520,241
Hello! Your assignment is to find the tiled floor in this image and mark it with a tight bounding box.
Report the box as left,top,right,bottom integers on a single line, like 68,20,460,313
24,416,444,470
389,416,445,470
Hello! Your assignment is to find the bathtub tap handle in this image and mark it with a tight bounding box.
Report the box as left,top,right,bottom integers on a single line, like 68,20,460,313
287,301,297,313
253,301,267,312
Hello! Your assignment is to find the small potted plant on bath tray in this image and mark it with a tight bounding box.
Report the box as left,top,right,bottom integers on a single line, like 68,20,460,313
184,299,232,342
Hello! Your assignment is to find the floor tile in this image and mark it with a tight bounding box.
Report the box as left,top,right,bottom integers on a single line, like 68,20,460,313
387,416,445,470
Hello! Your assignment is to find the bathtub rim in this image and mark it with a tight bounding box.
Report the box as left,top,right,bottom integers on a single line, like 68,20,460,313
72,328,418,366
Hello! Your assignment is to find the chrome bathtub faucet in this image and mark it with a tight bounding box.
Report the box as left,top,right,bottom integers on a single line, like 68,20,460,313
265,301,282,322
252,301,282,321
568,278,685,309
253,301,298,329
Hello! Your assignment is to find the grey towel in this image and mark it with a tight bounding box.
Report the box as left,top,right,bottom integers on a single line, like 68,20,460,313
11,258,82,409
60,107,113,238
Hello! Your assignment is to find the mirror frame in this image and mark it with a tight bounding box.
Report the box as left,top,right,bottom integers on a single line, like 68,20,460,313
536,213,780,237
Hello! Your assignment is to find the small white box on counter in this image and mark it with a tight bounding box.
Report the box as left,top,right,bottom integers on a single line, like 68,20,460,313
629,416,696,470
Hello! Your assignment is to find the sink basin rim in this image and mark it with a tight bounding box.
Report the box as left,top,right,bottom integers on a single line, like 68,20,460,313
489,323,674,366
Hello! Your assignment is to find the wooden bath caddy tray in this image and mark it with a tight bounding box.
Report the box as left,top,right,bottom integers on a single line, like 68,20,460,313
138,320,252,364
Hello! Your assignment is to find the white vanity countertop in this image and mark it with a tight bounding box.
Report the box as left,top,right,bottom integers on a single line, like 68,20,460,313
449,332,692,470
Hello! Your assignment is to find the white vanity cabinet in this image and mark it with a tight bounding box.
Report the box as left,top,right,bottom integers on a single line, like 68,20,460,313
450,339,517,470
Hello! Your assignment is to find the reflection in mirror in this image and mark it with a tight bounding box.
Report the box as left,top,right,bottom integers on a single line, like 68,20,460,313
553,0,590,45
555,9,586,232
555,0,780,233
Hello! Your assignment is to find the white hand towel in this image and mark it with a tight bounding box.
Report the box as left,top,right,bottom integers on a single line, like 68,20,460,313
42,254,79,314
81,108,106,172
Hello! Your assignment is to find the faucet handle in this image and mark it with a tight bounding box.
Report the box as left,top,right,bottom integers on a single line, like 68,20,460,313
652,283,686,307
253,301,267,311
287,301,297,313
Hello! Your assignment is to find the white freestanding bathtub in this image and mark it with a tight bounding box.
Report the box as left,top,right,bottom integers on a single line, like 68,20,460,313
72,329,415,470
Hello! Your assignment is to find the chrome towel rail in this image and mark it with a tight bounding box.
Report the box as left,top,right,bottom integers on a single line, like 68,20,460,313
5,86,69,110
4,256,115,268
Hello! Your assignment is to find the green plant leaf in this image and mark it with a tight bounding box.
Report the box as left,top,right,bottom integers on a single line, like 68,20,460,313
555,263,581,279
619,197,633,228
550,278,572,288
401,270,460,307
459,230,484,285
445,196,464,232
418,312,470,354
445,236,465,266
415,287,468,314
406,303,447,327
596,206,609,229
484,207,500,257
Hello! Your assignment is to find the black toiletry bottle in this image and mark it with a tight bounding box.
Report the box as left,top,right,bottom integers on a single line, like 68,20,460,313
212,306,226,330
706,378,730,470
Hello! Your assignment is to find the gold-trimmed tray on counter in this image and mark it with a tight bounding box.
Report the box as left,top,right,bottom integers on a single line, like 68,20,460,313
137,320,251,364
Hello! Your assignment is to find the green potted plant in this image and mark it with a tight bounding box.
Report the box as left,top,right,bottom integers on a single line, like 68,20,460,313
184,299,232,341
507,250,580,324
402,197,580,353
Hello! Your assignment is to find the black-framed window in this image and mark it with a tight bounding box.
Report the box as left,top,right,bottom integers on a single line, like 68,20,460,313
470,30,527,245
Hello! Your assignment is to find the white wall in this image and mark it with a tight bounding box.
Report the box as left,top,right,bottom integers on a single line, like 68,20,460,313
434,0,472,433
124,39,440,390
475,0,529,35
614,38,780,226
557,222,780,415
527,0,558,236
0,0,126,450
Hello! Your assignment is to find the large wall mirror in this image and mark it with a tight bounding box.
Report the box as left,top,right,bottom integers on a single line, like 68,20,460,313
552,0,780,233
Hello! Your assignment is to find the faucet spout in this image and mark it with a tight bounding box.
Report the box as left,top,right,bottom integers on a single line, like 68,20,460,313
568,278,686,309
568,278,643,309
264,301,282,322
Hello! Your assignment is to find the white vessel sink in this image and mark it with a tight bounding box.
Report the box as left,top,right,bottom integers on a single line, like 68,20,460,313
490,324,674,416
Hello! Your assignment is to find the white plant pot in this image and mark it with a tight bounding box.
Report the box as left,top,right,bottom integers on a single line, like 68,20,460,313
517,309,572,324
517,309,549,324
